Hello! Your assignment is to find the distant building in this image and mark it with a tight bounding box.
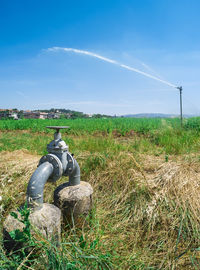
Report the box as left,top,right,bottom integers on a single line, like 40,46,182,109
38,112,48,119
65,113,73,119
86,114,93,118
10,112,18,120
0,110,9,119
0,109,19,119
47,112,61,119
23,111,48,119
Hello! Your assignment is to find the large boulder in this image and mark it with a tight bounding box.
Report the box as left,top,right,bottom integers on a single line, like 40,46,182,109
54,181,93,227
3,203,61,252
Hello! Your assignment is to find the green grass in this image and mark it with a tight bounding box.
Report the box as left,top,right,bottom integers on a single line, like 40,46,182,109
1,118,200,269
0,117,181,134
0,117,200,155
0,205,113,270
1,118,200,155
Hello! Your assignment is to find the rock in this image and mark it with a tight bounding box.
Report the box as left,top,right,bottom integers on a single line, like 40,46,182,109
3,203,61,252
54,181,93,227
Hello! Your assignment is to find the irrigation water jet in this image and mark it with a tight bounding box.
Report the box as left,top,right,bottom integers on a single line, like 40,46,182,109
47,47,178,89
46,47,183,125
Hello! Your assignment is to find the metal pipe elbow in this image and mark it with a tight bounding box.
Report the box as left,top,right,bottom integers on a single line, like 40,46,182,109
69,158,80,186
26,162,54,209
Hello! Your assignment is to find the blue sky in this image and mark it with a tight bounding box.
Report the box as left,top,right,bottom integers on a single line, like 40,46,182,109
0,0,200,115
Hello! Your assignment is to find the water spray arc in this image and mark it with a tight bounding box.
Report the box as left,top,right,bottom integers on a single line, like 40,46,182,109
47,47,183,125
47,47,177,88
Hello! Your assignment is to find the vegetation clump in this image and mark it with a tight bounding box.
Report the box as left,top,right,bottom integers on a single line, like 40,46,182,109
0,117,200,269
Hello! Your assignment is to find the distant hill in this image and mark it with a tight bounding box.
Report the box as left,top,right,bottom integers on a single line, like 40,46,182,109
122,113,199,118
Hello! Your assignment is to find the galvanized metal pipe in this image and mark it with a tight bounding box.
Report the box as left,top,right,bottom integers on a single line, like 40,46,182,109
26,162,54,209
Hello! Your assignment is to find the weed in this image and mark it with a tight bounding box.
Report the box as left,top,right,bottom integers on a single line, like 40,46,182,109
1,118,200,268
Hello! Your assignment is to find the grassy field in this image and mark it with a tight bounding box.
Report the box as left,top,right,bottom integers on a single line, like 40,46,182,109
0,118,200,269
0,117,181,134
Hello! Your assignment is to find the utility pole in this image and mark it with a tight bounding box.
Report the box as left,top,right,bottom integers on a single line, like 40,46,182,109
177,86,183,127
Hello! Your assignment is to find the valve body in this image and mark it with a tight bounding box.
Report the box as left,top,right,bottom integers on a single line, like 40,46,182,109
26,126,80,209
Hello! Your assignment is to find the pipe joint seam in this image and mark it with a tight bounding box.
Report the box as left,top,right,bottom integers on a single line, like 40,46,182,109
39,154,63,182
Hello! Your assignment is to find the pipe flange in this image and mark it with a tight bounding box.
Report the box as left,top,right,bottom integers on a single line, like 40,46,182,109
64,153,75,176
39,154,63,182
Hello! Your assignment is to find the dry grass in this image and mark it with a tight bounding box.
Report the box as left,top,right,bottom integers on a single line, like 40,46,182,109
81,151,200,269
0,150,39,215
1,148,200,269
0,150,68,216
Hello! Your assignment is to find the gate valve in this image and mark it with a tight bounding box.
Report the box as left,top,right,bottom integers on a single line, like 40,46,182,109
26,126,81,209
46,126,69,153
38,126,71,181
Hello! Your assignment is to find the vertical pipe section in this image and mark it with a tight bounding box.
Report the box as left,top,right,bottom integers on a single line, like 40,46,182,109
177,86,183,127
27,162,54,209
69,159,81,186
180,86,183,127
